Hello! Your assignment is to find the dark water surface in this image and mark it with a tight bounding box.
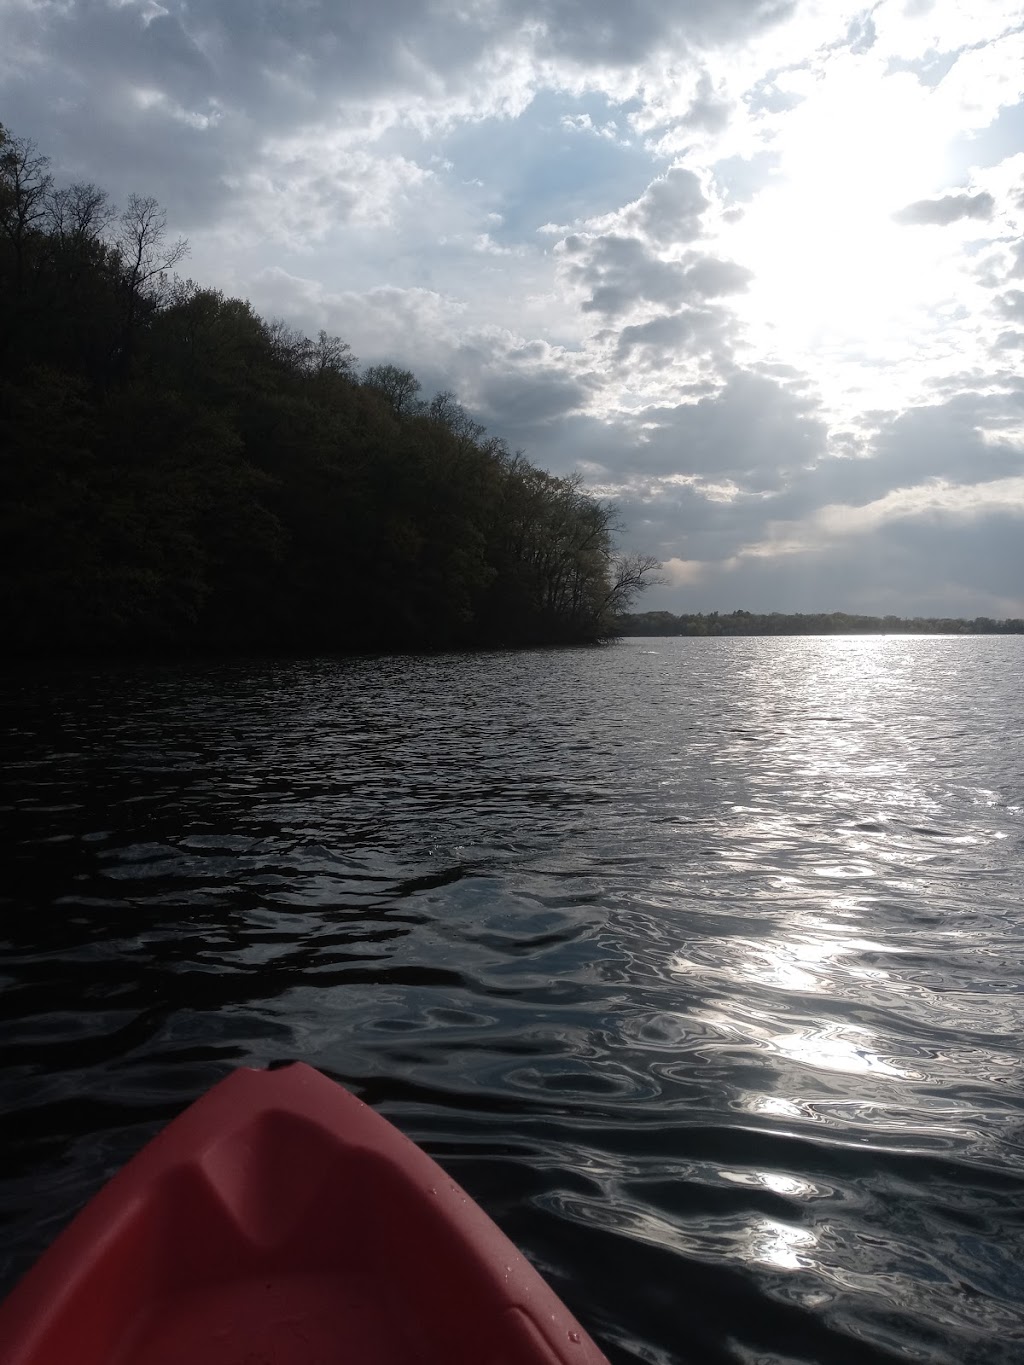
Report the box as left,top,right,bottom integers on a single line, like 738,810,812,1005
3,638,1024,1363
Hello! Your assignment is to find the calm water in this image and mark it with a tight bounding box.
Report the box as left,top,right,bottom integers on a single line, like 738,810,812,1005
2,638,1024,1364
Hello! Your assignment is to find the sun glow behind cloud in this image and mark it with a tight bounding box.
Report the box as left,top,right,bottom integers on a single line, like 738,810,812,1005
724,59,971,377
3,0,1023,614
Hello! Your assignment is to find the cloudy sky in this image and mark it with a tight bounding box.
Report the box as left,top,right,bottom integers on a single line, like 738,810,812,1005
3,0,1023,617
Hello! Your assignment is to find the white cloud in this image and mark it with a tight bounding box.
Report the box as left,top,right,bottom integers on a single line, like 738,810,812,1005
3,0,1024,614
743,476,1024,561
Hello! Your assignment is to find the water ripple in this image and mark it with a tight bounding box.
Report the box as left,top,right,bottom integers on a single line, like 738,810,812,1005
2,637,1024,1363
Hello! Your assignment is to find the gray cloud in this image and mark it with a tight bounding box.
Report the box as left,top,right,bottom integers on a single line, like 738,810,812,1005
562,234,687,316
473,366,594,431
617,491,1024,618
681,255,752,296
770,515,1021,616
0,0,791,244
628,167,709,246
625,369,828,486
0,0,792,179
517,0,795,65
739,511,1024,618
893,191,995,226
562,233,749,319
679,72,732,134
594,382,1024,616
553,168,747,320
872,392,1024,483
612,482,774,564
997,290,1024,321
615,308,731,366
3,0,1022,621
757,391,1024,528
845,13,877,55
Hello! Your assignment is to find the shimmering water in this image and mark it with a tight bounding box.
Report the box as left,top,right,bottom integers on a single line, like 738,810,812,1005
2,638,1024,1364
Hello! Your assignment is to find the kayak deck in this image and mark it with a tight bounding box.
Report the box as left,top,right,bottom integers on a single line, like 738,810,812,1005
0,1063,607,1365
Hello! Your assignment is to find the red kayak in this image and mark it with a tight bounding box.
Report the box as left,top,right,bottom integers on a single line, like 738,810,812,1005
0,1063,608,1364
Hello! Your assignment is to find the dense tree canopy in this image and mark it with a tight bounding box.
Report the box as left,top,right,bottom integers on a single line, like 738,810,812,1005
0,124,659,655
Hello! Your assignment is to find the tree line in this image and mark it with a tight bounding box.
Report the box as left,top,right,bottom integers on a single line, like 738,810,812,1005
617,610,1024,636
0,123,659,656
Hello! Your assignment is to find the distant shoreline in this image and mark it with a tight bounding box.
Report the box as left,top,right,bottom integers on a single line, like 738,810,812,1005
614,610,1024,637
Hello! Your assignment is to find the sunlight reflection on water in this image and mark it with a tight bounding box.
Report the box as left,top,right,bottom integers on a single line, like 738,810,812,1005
2,637,1024,1364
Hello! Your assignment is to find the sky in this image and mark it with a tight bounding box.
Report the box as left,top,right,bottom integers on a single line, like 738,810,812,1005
2,0,1023,618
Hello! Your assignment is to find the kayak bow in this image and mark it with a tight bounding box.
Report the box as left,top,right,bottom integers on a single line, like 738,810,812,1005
0,1062,608,1364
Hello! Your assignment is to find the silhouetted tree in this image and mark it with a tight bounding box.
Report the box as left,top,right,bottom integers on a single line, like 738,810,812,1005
0,121,663,656
362,363,422,415
0,127,51,292
112,193,188,371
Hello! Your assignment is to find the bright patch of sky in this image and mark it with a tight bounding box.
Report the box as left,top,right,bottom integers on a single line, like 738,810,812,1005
1,0,1022,616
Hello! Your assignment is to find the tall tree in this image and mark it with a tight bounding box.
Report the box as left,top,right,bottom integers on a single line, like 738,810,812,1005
0,127,52,291
1,121,662,656
362,363,422,416
112,193,189,370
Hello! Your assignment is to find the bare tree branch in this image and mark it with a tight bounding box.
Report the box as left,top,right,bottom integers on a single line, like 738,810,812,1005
311,329,357,377
0,130,52,291
428,389,486,443
115,193,189,303
604,552,665,614
45,182,113,250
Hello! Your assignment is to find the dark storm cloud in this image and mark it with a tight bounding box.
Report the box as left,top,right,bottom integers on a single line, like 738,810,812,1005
893,191,995,226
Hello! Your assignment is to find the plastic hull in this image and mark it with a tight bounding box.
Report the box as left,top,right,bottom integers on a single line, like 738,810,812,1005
0,1063,609,1365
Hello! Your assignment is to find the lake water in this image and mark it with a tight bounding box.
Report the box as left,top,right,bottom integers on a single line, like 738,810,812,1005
2,637,1023,1364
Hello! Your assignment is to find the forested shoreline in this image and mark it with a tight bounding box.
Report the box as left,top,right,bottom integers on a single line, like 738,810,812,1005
616,610,1024,636
1,124,658,656
6,123,1017,661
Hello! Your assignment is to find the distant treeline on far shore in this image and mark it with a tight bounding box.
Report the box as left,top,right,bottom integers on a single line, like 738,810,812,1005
615,610,1024,637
